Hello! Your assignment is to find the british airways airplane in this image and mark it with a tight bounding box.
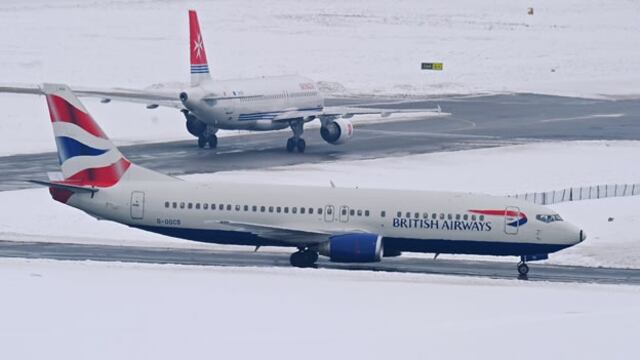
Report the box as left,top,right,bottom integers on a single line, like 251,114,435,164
33,84,585,276
1,10,439,152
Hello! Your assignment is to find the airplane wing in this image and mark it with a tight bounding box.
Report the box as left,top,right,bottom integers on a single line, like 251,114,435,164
210,219,368,246
272,105,443,122
0,83,184,109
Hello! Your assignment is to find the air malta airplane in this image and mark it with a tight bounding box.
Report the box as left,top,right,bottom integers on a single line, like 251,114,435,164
1,10,439,153
32,83,585,276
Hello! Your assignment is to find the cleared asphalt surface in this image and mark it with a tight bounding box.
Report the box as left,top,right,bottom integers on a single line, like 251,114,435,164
1,93,640,191
1,240,639,285
1,93,639,284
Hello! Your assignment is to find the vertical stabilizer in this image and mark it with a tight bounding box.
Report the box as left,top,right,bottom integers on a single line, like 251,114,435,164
43,83,130,187
189,10,212,86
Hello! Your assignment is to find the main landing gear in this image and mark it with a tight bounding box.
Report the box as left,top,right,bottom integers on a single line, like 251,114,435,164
517,256,529,279
286,120,306,153
197,133,218,149
290,247,318,268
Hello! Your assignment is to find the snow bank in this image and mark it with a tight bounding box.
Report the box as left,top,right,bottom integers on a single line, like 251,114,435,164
1,141,638,268
0,258,638,360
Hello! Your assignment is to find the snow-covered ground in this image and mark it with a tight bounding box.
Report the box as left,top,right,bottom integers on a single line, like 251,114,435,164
0,258,638,360
1,141,638,268
1,0,639,154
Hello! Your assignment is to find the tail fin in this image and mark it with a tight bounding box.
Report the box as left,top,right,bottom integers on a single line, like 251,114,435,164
43,83,131,188
189,10,212,86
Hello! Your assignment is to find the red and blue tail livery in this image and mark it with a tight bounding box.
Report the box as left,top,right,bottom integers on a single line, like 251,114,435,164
44,84,130,189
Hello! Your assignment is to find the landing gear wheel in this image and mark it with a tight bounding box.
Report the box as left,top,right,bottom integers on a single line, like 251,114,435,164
197,136,207,149
286,137,296,152
517,262,529,277
208,134,218,149
296,138,306,153
290,249,318,268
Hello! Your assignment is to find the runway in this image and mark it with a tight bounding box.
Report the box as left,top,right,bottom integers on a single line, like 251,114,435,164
1,93,640,191
1,240,639,285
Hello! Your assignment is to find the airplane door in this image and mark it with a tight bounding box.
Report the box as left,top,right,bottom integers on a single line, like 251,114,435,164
339,205,350,223
504,206,520,235
130,191,145,220
324,205,335,222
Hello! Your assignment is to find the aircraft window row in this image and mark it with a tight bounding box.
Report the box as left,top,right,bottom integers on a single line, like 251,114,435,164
341,208,371,217
395,210,484,222
165,201,327,216
536,214,563,223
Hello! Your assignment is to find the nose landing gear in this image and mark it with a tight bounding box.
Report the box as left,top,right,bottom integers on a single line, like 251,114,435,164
517,259,529,279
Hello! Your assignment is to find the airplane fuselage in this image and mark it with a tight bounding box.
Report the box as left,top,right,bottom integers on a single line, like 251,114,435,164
66,168,583,257
183,75,323,131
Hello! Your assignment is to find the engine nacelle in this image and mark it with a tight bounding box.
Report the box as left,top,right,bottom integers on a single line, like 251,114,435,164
183,111,207,137
320,118,354,145
318,233,383,263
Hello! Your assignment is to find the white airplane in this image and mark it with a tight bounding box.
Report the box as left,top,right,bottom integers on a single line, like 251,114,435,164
32,83,585,276
0,10,440,153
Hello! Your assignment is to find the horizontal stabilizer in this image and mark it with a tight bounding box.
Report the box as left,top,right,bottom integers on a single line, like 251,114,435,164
28,179,99,194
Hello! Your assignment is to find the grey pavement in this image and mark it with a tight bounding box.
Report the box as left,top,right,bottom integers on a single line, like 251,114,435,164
1,240,638,285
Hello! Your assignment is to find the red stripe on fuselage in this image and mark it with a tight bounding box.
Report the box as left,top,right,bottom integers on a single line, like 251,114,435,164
469,209,521,218
46,95,107,139
65,158,131,187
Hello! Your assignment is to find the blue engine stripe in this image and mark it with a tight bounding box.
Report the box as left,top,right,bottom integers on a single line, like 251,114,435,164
55,136,108,164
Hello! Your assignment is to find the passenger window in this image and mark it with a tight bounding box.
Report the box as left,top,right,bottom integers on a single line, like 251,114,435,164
260,206,266,212
414,212,419,219
301,207,306,214
219,204,224,210
277,206,282,213
227,205,232,211
188,203,193,209
172,202,177,209
381,211,386,218
244,205,249,211
406,212,411,218
293,207,298,214
164,201,169,208
447,214,452,220
479,215,485,221
203,203,208,210
432,213,437,220
397,211,402,218
195,203,200,210
318,208,323,215
423,212,429,219
365,210,370,217
269,206,274,213
349,209,355,216
180,202,185,209
285,207,289,214
357,209,362,216
342,208,347,216
326,208,332,215
252,205,257,212
309,208,314,215
235,205,240,211
471,215,477,221
439,213,445,220
463,214,468,220
455,214,461,220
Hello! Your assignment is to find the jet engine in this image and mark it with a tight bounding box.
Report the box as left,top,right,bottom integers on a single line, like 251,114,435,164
182,110,207,137
320,118,354,145
318,233,383,263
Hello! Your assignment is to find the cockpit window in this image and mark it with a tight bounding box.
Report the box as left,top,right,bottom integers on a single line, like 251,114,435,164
536,214,564,223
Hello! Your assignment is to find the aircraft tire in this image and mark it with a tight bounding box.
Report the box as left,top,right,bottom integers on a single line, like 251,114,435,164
290,250,317,268
286,138,296,152
296,138,306,153
517,262,529,276
208,134,218,149
197,136,207,148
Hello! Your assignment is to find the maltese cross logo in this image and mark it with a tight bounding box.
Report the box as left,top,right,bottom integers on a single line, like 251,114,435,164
193,34,204,60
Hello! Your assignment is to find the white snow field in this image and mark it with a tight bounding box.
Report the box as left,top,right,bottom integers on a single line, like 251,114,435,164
0,258,638,360
1,0,640,154
1,141,638,268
